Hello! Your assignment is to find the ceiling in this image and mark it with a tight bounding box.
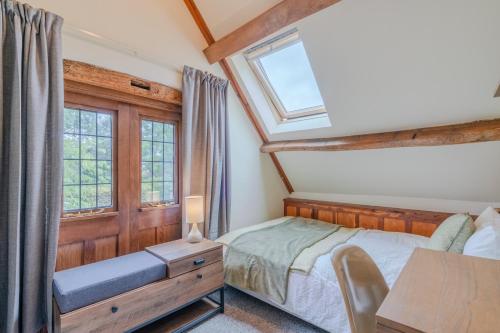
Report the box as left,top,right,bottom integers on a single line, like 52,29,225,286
194,0,500,205
197,0,500,141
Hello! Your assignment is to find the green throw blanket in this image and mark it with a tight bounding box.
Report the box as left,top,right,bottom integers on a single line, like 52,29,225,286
224,217,341,304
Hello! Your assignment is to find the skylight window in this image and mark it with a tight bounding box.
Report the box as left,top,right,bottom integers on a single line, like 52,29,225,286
245,30,325,120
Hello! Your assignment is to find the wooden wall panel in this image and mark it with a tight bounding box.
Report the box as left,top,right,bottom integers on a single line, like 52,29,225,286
317,209,334,223
411,221,437,237
337,212,357,228
286,206,297,216
359,215,380,230
56,242,84,271
157,224,182,244
284,198,457,237
137,229,157,251
383,218,406,233
299,208,313,218
94,236,119,262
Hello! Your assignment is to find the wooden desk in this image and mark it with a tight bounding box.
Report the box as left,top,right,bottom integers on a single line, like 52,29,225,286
376,248,500,333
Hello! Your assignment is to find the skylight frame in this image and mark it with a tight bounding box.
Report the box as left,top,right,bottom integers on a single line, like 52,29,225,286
245,30,326,121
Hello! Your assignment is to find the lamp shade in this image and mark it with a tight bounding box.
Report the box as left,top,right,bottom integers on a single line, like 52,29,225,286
185,196,204,224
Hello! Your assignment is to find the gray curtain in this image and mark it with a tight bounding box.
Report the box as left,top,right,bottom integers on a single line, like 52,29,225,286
182,66,230,240
0,1,64,332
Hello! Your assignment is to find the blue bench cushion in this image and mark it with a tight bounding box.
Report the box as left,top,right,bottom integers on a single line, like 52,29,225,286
53,251,166,313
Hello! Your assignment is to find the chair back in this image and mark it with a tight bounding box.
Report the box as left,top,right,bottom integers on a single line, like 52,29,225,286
332,245,389,333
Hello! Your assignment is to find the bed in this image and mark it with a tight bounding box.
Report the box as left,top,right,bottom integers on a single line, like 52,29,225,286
215,198,457,333
218,217,428,332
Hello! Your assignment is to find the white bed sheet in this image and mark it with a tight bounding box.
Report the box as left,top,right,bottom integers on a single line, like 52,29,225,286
225,229,429,333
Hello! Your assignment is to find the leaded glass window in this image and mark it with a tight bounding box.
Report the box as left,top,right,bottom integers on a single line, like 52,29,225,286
63,108,113,212
141,120,175,204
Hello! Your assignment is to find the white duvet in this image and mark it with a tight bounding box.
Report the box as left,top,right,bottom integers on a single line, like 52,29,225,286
224,226,429,333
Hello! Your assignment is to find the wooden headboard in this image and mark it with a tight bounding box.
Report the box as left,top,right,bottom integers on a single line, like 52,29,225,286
284,198,461,237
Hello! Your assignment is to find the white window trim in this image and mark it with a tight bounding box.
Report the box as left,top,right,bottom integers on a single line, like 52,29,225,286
244,29,326,121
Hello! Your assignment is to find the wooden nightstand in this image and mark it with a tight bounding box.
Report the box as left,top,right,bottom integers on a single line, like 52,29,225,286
139,239,224,332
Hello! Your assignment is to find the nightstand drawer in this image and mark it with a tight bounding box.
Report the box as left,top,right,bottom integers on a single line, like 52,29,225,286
167,247,222,278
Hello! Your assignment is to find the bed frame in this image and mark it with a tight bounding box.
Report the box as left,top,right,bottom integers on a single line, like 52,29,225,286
284,198,463,237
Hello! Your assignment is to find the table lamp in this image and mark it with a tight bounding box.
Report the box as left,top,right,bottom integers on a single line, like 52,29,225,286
185,195,204,243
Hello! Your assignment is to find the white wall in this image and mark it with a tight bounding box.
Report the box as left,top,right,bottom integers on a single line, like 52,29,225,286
27,0,287,230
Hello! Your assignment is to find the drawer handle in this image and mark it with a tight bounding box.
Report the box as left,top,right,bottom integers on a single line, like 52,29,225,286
197,273,203,279
111,306,118,313
193,258,205,266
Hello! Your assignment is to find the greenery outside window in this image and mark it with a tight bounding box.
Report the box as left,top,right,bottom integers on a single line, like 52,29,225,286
63,108,114,213
141,119,176,206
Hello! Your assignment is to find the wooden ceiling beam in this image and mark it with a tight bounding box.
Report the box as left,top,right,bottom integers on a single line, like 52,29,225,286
64,60,182,106
202,0,342,64
183,0,294,193
261,118,500,153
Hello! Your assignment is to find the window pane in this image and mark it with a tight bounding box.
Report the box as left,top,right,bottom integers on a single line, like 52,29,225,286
142,141,152,161
63,108,114,212
141,120,176,205
97,113,112,136
80,111,97,135
164,143,174,162
97,184,112,207
141,183,153,203
81,185,97,209
164,182,174,201
141,121,152,140
164,124,174,142
64,160,80,185
259,41,324,112
153,162,163,182
63,185,80,211
64,134,79,159
81,136,97,159
97,137,112,160
164,162,173,182
153,122,163,141
142,162,153,182
97,161,112,184
81,160,97,184
153,142,163,161
64,108,80,134
153,182,164,202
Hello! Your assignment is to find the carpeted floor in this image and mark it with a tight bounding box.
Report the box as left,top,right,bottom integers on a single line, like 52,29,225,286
188,286,327,333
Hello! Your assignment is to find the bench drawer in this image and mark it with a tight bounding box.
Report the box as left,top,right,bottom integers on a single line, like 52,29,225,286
55,261,223,333
167,247,222,278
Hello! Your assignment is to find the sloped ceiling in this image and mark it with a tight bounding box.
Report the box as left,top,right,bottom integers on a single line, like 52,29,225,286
195,0,500,205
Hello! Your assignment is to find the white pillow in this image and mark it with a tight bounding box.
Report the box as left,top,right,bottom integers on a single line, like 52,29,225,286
474,207,500,229
463,225,500,260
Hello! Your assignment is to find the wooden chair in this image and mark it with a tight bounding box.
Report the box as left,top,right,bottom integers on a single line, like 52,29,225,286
332,245,389,333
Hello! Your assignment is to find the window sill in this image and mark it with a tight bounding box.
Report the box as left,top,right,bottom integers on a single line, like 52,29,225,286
61,211,119,223
138,203,180,212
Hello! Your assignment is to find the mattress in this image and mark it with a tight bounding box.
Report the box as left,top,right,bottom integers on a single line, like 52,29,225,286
223,225,429,333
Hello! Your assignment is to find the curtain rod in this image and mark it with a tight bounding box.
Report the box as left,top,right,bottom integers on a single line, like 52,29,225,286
62,23,180,74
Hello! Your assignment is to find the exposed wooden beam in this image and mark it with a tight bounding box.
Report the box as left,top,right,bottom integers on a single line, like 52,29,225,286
261,118,500,152
64,60,182,106
183,0,294,193
203,0,341,64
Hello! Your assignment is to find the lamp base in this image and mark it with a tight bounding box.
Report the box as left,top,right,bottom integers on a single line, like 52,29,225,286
187,223,203,243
